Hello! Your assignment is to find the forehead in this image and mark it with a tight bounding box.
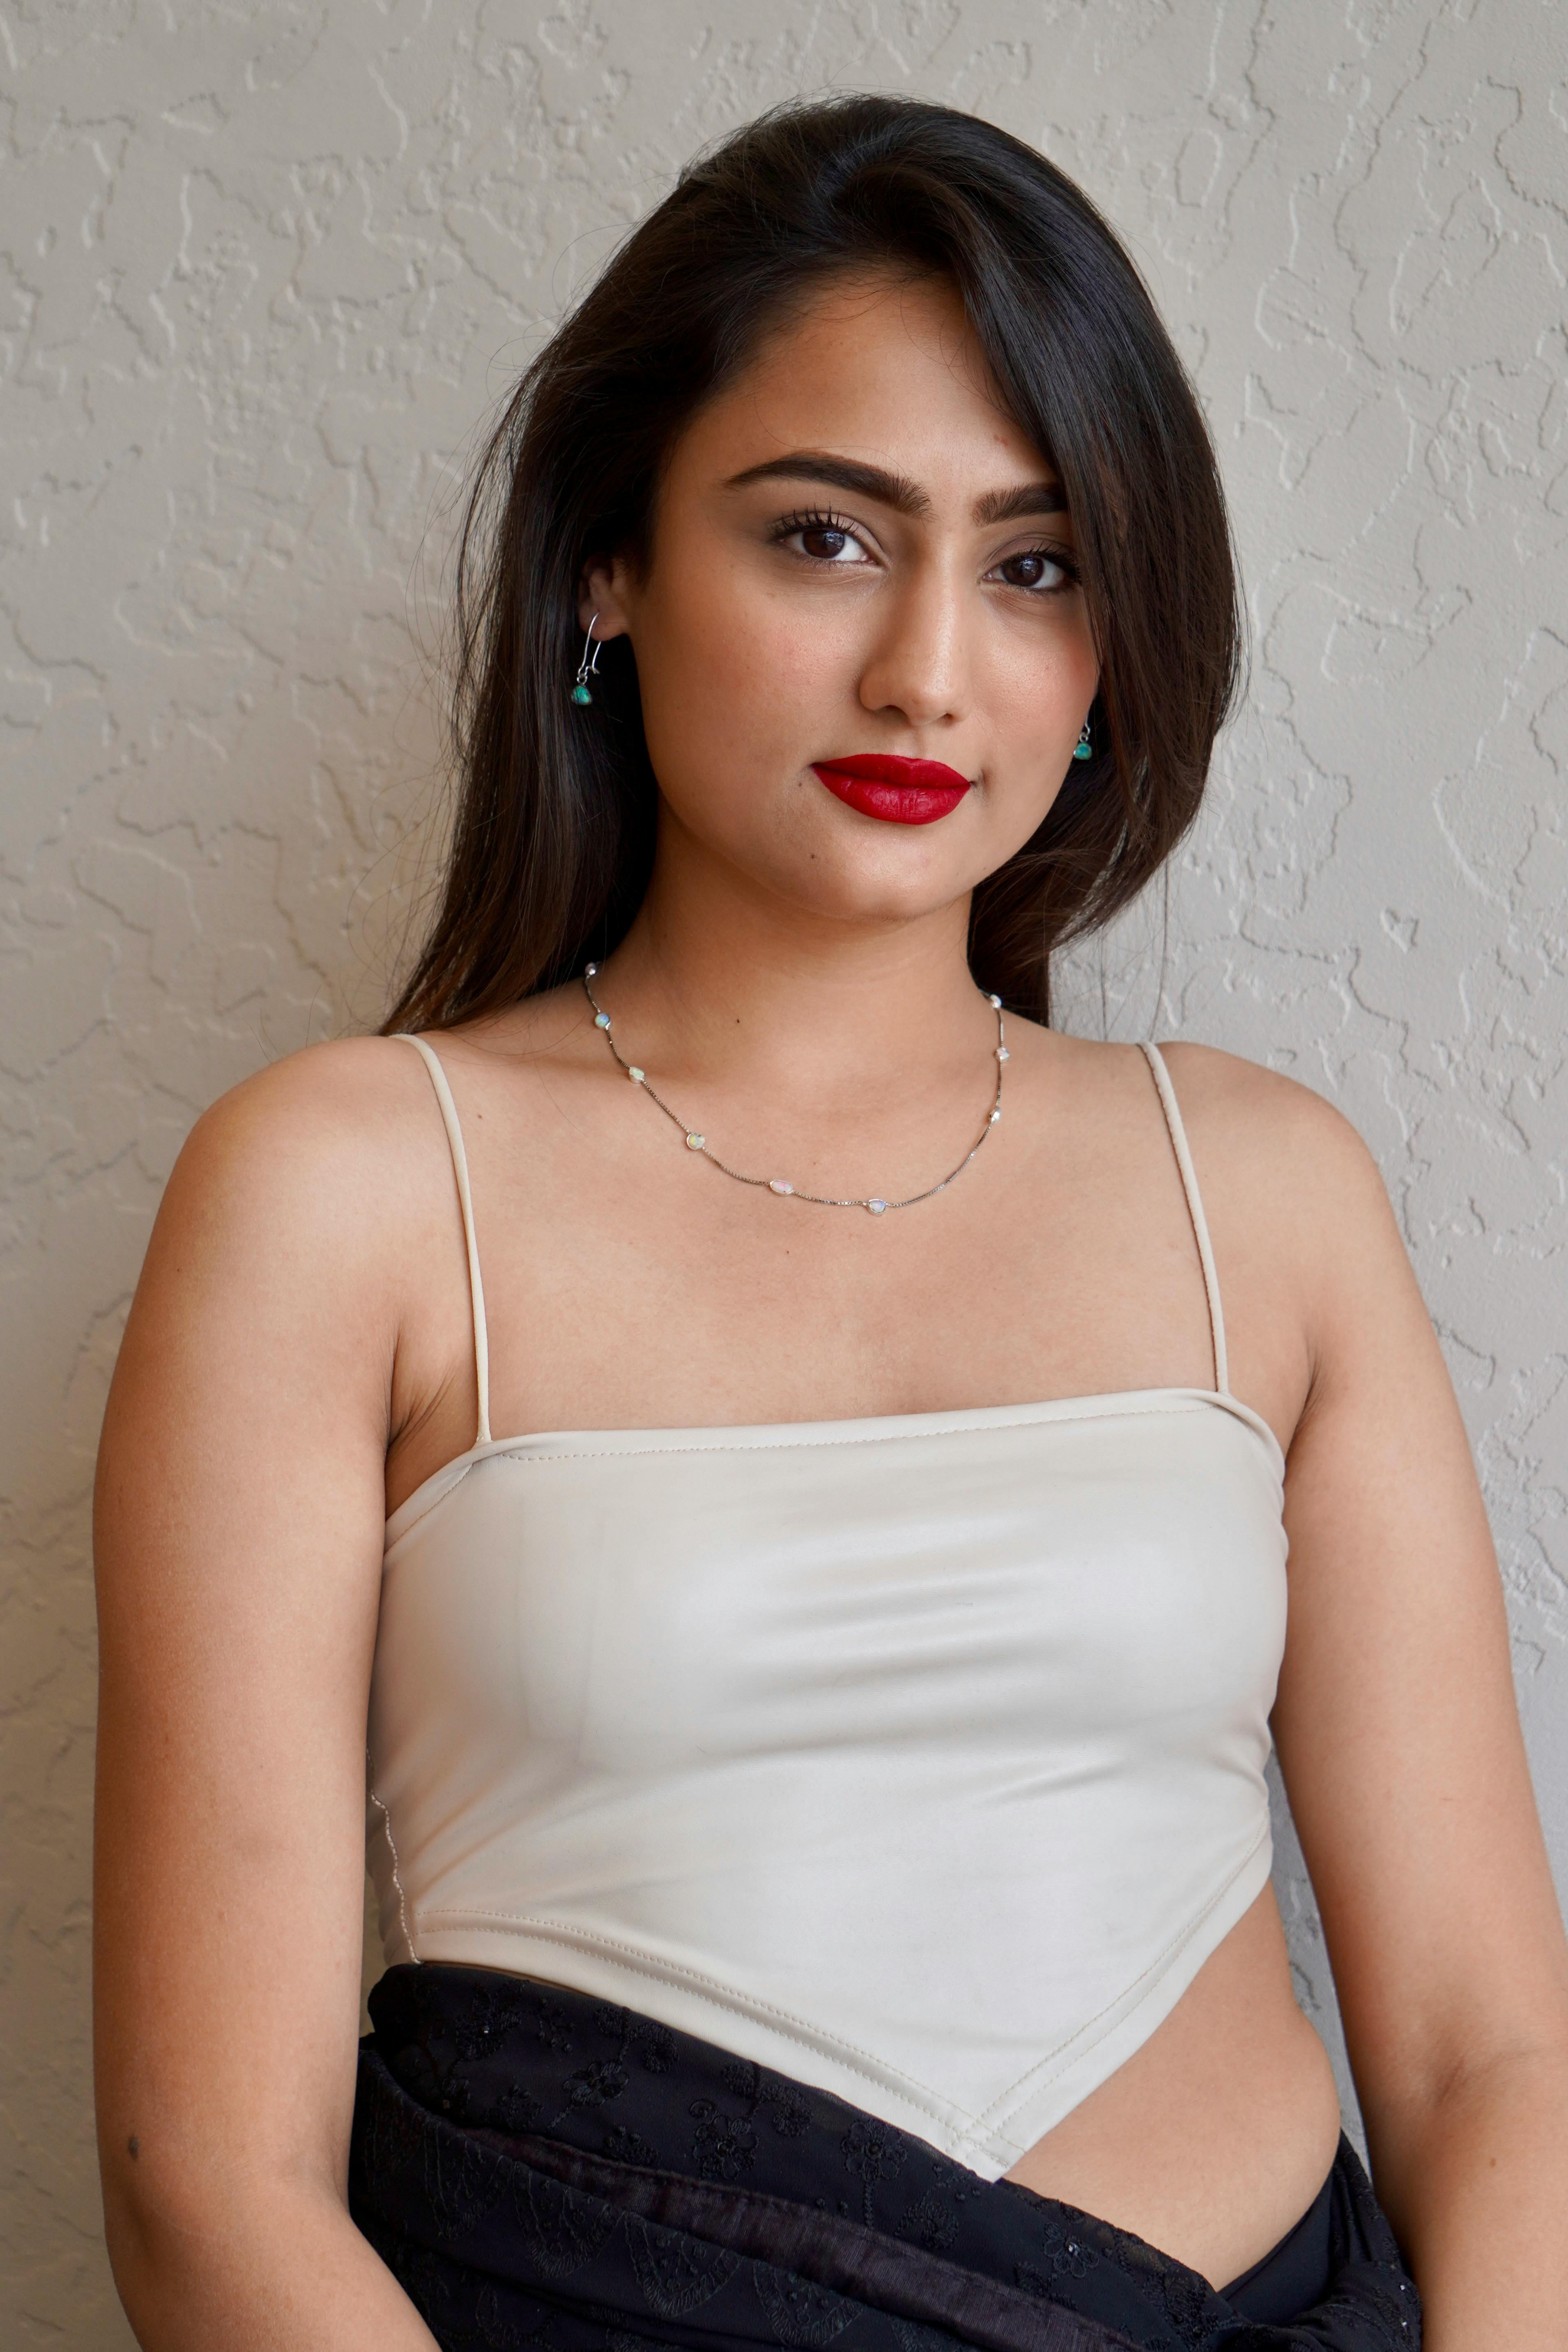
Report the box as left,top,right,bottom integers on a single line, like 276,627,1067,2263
671,271,1050,501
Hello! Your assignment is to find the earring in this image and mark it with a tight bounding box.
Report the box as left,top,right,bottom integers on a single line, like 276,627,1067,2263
1073,719,1093,763
571,614,602,706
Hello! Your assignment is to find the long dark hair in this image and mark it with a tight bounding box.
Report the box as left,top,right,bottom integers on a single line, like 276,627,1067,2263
386,94,1241,1033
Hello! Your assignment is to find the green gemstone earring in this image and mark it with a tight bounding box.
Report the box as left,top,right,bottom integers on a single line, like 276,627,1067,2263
1073,718,1093,762
571,614,602,706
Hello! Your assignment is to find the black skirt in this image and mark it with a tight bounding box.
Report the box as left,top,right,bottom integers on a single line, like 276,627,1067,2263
350,1964,1420,2352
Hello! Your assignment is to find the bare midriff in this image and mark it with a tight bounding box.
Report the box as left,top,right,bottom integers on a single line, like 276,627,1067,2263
1002,1886,1343,2288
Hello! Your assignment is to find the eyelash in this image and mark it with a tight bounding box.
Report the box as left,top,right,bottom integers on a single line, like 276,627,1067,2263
768,507,1081,591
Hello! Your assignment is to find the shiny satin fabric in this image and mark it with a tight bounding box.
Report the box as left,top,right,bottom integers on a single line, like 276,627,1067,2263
349,1963,1422,2352
368,1389,1287,2177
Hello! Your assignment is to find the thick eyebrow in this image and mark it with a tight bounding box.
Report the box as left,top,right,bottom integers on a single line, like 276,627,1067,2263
726,453,930,516
972,479,1069,525
725,450,1067,527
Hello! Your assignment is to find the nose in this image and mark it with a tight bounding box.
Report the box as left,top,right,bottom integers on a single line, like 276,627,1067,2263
854,558,968,730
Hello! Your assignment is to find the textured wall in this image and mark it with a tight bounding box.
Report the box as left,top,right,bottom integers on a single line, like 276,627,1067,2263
3,1,1565,2339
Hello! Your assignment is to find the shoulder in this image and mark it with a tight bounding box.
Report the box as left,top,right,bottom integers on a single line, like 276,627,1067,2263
146,1033,459,1321
1149,1041,1413,1371
1150,1040,1389,1212
172,1032,442,1213
102,1035,472,1501
1039,1030,1382,1202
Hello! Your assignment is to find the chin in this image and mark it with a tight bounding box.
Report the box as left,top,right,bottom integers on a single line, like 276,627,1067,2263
772,851,973,928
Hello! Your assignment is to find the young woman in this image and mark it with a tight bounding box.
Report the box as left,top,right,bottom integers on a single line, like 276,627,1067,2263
93,97,1568,2350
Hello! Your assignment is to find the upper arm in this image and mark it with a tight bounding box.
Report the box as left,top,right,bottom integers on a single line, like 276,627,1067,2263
1254,1088,1568,2135
92,1042,428,2239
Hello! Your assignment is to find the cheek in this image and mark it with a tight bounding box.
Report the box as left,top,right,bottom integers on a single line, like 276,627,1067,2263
636,559,845,793
998,614,1099,755
989,593,1098,699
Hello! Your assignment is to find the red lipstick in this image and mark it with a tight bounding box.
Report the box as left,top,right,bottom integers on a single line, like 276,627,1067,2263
813,754,970,825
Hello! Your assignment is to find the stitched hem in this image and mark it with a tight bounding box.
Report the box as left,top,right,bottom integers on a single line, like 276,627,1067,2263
368,1786,419,1967
963,1819,1274,2145
384,1386,1284,1555
953,1830,1277,2169
404,1843,1271,2180
408,1911,965,2132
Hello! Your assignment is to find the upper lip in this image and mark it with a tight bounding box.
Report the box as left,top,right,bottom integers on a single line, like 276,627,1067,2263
812,754,971,791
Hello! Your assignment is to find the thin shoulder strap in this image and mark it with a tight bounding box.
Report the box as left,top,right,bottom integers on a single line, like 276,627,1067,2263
1138,1042,1230,1397
394,1033,492,1446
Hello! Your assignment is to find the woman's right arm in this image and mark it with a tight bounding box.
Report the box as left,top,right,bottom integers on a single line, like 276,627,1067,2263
93,1044,442,2349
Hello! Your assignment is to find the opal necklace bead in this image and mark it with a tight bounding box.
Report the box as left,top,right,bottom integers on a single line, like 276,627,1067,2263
580,966,1005,1214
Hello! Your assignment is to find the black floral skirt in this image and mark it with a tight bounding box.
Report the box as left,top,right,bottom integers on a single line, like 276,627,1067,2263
349,1963,1419,2352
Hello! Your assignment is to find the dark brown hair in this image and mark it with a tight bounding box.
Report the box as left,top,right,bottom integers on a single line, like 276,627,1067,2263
386,94,1241,1032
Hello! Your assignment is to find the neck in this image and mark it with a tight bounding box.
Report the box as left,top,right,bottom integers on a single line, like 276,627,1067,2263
598,830,995,1107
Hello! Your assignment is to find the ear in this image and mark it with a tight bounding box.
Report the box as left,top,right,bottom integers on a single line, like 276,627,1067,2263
578,554,635,641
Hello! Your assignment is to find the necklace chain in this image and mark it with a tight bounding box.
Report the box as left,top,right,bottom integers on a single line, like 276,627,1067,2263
580,968,1007,1215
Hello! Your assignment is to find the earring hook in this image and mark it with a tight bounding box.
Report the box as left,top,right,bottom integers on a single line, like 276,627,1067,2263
571,614,603,706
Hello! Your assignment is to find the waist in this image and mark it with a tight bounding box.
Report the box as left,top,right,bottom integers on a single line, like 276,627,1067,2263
368,1796,1275,2175
1004,1885,1346,2287
350,1962,1421,2347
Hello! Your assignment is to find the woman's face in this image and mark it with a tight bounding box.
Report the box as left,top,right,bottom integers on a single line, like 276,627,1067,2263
583,271,1100,929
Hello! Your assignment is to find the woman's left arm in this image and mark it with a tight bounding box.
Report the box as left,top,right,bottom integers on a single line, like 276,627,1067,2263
1267,1103,1568,2347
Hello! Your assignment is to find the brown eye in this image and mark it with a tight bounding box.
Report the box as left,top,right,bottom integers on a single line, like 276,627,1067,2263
997,551,1067,590
775,513,873,566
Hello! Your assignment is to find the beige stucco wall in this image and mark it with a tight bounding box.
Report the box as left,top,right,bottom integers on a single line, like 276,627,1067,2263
3,2,1565,2339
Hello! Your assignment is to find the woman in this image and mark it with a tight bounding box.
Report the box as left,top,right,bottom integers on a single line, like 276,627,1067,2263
93,96,1568,2350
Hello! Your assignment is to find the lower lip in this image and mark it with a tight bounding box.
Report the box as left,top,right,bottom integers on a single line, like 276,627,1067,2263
813,767,969,825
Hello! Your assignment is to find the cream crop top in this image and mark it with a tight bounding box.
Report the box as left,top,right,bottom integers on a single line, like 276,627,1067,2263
366,1037,1288,2182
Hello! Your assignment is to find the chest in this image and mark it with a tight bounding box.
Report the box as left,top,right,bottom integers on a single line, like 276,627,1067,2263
471,1113,1221,1436
384,1032,1306,1523
379,1397,1288,1821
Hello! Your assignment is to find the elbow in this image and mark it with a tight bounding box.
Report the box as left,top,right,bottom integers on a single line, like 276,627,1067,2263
98,2138,338,2347
100,2166,181,2348
1415,2016,1568,2121
1361,2031,1568,2176
99,2147,225,2348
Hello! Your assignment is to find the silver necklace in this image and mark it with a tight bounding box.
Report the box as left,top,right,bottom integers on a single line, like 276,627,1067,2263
581,966,1007,1215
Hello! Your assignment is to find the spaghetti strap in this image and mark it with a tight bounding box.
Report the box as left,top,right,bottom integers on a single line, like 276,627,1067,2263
1138,1042,1230,1397
394,1033,492,1447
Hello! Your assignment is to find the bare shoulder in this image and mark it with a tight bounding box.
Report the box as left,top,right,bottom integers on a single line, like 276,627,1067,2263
1154,1039,1389,1210
1043,1029,1382,1202
133,1033,462,1373
182,1028,434,1152
166,1032,444,1231
1152,1040,1416,1378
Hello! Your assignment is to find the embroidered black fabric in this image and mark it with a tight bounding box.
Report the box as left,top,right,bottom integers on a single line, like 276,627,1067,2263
349,1963,1420,2352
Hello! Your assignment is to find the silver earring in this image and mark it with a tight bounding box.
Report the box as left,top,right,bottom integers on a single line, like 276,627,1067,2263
571,614,602,706
1073,718,1092,762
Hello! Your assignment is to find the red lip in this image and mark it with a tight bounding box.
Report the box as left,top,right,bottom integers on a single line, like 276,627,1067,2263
813,754,971,826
